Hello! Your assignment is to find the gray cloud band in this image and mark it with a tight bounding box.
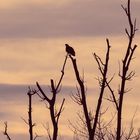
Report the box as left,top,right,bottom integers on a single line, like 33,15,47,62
0,0,139,38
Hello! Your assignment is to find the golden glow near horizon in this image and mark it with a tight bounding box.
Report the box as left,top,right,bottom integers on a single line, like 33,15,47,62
0,0,73,9
0,36,139,139
0,36,139,85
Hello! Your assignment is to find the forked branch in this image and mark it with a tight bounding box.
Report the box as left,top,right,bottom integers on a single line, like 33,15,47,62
36,55,67,140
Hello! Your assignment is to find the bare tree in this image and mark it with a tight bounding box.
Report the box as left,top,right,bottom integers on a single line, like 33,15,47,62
3,87,40,140
104,0,138,139
68,0,138,139
94,1,138,139
27,87,35,140
116,0,137,139
22,87,40,140
36,55,67,140
68,39,111,140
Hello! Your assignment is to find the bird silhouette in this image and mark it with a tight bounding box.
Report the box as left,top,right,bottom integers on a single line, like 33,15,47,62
65,44,75,56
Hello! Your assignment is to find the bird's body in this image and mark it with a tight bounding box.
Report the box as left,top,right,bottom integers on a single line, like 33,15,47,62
65,44,75,56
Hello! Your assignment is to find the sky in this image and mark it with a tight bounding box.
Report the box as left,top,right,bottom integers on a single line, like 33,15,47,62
0,0,140,140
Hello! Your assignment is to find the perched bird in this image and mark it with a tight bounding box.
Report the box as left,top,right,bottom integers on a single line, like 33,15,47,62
65,44,75,56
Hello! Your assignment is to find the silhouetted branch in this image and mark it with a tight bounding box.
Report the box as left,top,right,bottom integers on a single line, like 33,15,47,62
69,54,93,139
121,108,140,140
70,86,82,105
43,123,52,140
116,0,137,139
34,133,41,140
27,87,36,140
36,54,67,140
69,112,88,139
22,87,37,140
56,54,68,91
36,82,50,102
105,79,119,110
92,38,111,139
56,98,65,124
3,122,11,140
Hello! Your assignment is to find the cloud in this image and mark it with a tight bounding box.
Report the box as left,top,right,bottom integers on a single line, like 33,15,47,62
0,83,92,139
0,1,139,139
0,37,104,84
0,35,139,85
0,0,139,38
0,73,139,139
0,83,76,139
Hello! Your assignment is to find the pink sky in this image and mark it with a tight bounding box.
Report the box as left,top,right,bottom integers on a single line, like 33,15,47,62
0,0,140,140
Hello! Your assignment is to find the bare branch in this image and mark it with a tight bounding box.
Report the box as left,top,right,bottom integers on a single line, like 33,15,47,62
69,54,92,138
70,86,83,105
21,117,29,125
116,0,138,139
34,133,41,140
3,122,11,140
43,123,52,140
26,87,37,140
56,98,65,123
105,80,119,110
56,54,68,91
36,54,67,140
92,38,111,139
93,53,104,75
36,82,51,102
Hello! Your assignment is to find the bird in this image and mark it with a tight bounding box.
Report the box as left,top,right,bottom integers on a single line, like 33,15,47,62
65,44,75,56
